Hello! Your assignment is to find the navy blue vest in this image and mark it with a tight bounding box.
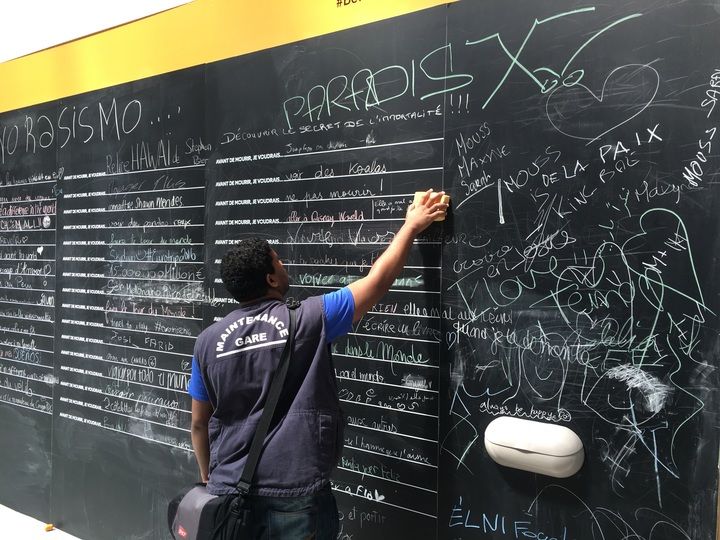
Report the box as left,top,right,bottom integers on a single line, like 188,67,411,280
194,296,343,496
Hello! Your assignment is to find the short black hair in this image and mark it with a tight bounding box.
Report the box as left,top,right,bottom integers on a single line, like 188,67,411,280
220,239,274,302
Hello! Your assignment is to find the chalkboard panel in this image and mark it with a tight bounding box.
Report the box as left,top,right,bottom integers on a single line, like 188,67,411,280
0,100,58,521
0,2,718,540
204,9,448,537
440,2,720,540
50,67,207,540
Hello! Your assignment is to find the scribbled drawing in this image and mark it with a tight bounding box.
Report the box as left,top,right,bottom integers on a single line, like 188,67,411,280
552,209,711,505
546,64,660,145
527,484,607,539
442,383,481,473
526,485,693,539
445,206,714,504
639,508,693,540
465,7,642,109
596,434,636,492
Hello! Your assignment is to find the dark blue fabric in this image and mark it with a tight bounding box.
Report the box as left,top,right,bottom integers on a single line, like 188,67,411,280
194,295,346,497
187,288,354,402
243,485,339,540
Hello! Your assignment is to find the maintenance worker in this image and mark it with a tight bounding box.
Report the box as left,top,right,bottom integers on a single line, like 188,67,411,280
188,189,448,539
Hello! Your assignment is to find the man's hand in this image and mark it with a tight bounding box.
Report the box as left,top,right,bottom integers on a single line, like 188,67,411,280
191,398,213,483
405,190,449,234
348,189,448,322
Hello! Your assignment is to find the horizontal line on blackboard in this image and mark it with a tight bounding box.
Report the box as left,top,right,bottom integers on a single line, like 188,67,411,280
104,186,205,197
292,285,440,296
0,313,53,324
0,357,52,368
110,164,205,176
0,298,54,307
333,353,438,369
277,137,444,159
336,376,437,393
98,205,204,214
240,218,405,225
64,224,203,229
93,406,190,433
0,286,53,293
0,243,54,247
0,258,55,262
0,371,53,384
0,383,52,400
339,398,437,418
0,344,53,355
0,179,56,188
63,351,191,375
0,213,56,220
104,260,203,265
101,340,191,358
5,228,56,232
336,466,437,493
87,388,190,414
344,422,437,444
266,166,444,184
347,332,440,344
271,241,442,246
59,416,192,452
284,263,440,270
0,272,54,278
343,444,437,468
366,310,440,319
121,224,204,228
0,397,52,415
253,193,415,204
72,370,187,393
97,324,196,340
103,292,204,303
68,164,204,179
106,243,203,246
331,487,436,519
0,197,55,206
85,276,203,284
104,309,201,321
60,336,192,358
0,327,53,338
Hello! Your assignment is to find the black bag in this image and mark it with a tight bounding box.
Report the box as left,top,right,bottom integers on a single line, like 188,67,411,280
168,485,241,540
168,305,298,540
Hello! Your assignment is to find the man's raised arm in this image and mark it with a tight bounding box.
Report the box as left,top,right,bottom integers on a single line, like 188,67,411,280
348,189,448,323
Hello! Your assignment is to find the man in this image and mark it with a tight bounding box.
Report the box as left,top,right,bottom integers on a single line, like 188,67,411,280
188,190,448,538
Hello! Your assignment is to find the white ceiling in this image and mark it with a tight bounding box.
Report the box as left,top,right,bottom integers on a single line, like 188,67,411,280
0,0,192,64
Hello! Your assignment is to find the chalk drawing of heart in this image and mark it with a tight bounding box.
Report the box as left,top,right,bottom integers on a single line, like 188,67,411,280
37,246,43,255
374,489,385,502
546,63,660,145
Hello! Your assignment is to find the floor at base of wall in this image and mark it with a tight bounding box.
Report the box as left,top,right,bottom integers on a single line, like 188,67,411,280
0,505,83,540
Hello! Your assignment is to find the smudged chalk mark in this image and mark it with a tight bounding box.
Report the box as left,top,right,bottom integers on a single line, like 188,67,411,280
605,364,672,413
497,179,505,224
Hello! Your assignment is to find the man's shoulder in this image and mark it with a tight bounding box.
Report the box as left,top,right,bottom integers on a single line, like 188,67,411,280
299,294,323,309
197,298,325,340
195,309,245,345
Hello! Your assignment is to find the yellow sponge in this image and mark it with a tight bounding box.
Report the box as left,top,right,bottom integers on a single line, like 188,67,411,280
414,192,450,221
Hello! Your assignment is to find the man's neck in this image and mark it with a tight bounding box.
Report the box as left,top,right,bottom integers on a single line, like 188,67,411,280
238,290,284,307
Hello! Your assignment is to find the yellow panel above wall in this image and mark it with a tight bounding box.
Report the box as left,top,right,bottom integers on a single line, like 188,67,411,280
0,0,453,114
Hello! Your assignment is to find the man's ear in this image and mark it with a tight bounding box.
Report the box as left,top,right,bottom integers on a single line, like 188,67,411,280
266,271,279,289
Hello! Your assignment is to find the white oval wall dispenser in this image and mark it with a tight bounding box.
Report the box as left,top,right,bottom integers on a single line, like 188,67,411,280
484,416,584,478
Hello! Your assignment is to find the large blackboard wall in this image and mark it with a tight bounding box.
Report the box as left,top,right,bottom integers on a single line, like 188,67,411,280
1,2,719,539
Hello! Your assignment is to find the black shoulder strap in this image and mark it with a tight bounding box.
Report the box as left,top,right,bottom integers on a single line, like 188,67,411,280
235,303,298,495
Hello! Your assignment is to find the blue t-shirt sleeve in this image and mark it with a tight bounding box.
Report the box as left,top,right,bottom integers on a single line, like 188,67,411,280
322,287,355,343
188,356,210,401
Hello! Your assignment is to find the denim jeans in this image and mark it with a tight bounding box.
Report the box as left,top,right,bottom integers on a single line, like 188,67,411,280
241,485,339,540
